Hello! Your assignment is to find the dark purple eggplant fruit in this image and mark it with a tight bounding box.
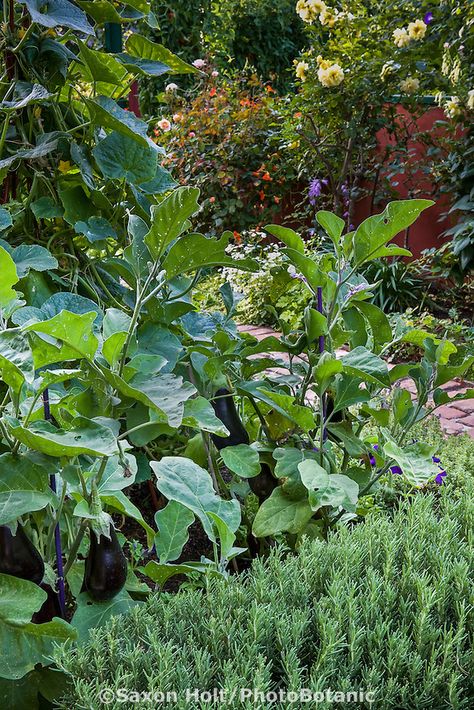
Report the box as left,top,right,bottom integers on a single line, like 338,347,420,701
32,583,62,623
249,463,277,502
0,524,44,584
83,527,127,601
325,394,344,423
211,388,249,451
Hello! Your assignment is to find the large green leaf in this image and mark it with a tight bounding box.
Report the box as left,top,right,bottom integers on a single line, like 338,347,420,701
353,200,433,265
0,82,50,111
182,396,229,435
144,187,200,260
93,131,158,183
30,197,63,220
384,441,440,486
333,374,371,412
298,459,359,512
141,560,215,586
77,0,123,23
77,41,127,85
154,501,194,563
265,224,305,253
19,0,94,35
316,211,345,252
341,346,391,388
23,310,98,362
353,301,392,350
125,35,197,75
163,231,258,280
0,134,59,170
220,444,261,479
0,329,34,393
103,370,195,428
86,96,157,150
151,457,241,542
0,246,18,307
0,454,52,525
102,308,131,367
0,573,76,680
252,487,313,538
3,244,58,278
71,591,141,645
6,417,119,457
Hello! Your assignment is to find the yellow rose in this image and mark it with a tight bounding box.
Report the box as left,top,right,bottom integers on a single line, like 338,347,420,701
408,19,427,41
318,63,344,87
467,90,474,110
393,28,410,48
295,61,309,81
445,96,461,118
399,76,420,94
380,62,395,81
319,7,337,27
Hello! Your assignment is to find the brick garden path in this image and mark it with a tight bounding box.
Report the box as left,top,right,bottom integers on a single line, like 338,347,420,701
239,324,474,438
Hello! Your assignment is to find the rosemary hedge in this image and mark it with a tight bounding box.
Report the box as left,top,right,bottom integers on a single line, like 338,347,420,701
57,461,474,710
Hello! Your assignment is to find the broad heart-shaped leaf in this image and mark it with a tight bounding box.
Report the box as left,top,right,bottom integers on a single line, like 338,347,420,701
298,460,359,513
77,41,127,85
265,224,305,253
252,487,313,538
384,441,441,486
125,34,198,75
136,164,177,195
74,216,117,244
0,573,76,680
182,396,230,435
151,457,241,543
0,329,34,393
6,416,119,457
144,187,200,259
72,591,142,645
86,96,158,151
0,246,18,307
162,231,258,280
30,197,63,220
0,453,52,525
93,131,158,184
1,244,58,278
341,347,391,388
220,444,260,479
154,501,195,563
23,311,98,363
103,370,196,428
352,200,433,266
18,0,94,35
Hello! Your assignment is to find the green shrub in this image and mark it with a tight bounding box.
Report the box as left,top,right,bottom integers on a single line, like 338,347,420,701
56,488,474,709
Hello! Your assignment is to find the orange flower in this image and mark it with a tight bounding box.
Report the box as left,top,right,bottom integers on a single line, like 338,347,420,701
262,172,272,182
209,87,217,97
209,196,216,203
274,196,281,204
233,231,242,243
265,85,275,93
259,190,265,202
294,112,302,118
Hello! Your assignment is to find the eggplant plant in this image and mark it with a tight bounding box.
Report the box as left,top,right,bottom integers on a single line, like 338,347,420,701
164,201,474,548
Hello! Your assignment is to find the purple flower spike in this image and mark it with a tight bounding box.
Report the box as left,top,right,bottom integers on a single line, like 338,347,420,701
391,466,403,475
369,455,376,466
435,470,447,485
424,11,434,24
